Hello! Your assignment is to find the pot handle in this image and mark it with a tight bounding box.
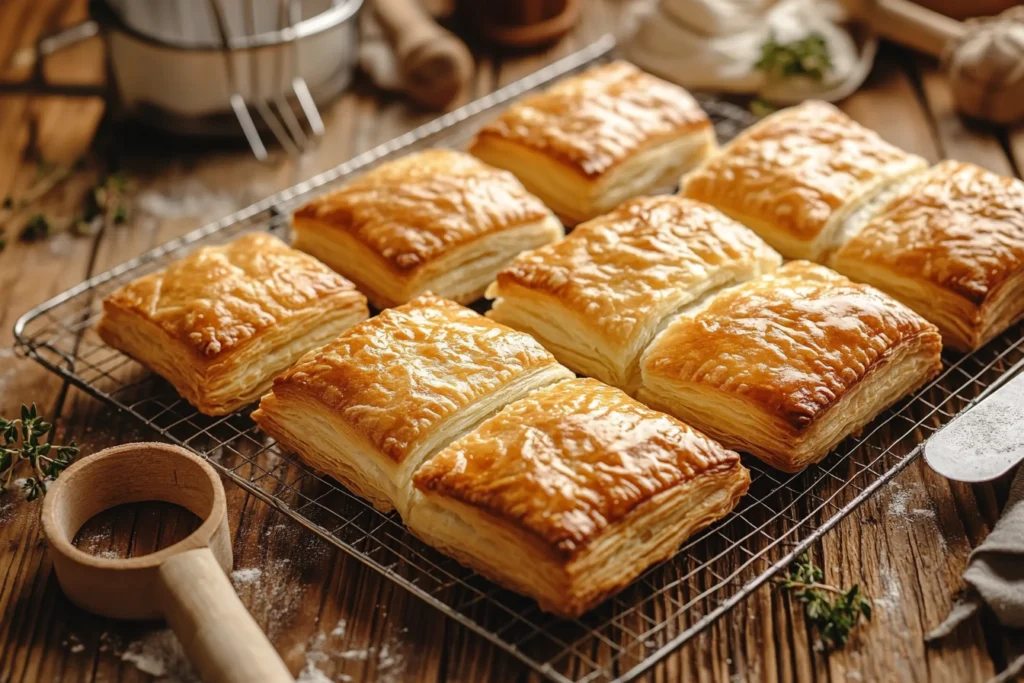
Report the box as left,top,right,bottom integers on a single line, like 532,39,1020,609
3,20,106,97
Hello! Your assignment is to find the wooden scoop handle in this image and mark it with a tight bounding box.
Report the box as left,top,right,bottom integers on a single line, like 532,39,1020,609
158,547,294,683
372,0,473,109
854,0,965,56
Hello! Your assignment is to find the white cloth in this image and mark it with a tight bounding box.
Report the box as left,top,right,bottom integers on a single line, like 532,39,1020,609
927,465,1024,683
625,0,877,103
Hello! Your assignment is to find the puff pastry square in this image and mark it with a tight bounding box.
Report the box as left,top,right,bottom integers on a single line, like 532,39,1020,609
97,233,369,416
407,378,749,618
291,149,563,309
638,261,943,472
831,160,1024,351
680,100,927,261
251,294,573,514
468,61,716,225
487,196,781,392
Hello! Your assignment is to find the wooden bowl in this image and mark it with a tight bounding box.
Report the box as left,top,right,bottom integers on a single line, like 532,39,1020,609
913,0,1020,20
42,442,232,620
42,442,292,683
461,0,581,49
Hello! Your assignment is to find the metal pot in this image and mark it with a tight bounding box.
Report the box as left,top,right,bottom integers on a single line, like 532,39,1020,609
10,0,364,157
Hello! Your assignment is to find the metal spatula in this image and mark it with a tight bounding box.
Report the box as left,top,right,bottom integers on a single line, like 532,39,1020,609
924,368,1024,482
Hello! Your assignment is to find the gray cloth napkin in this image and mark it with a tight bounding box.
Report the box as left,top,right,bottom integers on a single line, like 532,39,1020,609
927,465,1024,683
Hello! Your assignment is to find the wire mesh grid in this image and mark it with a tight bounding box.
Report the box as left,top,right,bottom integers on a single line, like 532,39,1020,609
13,35,1024,683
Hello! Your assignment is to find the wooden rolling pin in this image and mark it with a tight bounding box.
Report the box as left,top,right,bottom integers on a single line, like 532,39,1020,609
370,0,474,110
844,0,1024,124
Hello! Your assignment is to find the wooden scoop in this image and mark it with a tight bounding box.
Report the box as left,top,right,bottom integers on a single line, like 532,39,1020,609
42,443,293,683
844,0,1024,124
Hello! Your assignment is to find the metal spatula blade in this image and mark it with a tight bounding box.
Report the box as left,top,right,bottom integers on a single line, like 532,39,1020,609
924,369,1024,482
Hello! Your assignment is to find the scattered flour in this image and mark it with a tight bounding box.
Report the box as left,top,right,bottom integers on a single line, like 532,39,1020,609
887,486,912,517
231,567,263,586
885,483,948,551
330,618,347,637
296,662,335,683
0,365,16,395
120,629,199,683
47,232,75,257
96,550,120,559
374,633,406,683
227,557,302,637
136,179,240,220
298,632,353,683
62,633,85,654
873,549,903,617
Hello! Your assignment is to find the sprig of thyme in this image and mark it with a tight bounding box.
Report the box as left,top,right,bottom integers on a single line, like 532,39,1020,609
777,554,872,649
0,404,79,501
3,158,132,247
755,32,833,82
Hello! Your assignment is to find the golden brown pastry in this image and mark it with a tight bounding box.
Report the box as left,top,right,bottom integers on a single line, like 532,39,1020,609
97,233,368,416
406,378,749,618
486,196,781,392
469,61,717,225
251,294,573,515
291,149,563,309
638,261,943,472
680,100,928,261
831,160,1024,351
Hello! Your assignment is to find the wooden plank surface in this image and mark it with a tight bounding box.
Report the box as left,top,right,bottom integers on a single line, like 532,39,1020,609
1,2,1022,682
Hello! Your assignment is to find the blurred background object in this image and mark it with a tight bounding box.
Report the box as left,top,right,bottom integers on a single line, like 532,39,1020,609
843,1,1024,124
458,0,581,49
10,0,365,159
360,0,473,110
625,0,877,104
625,0,1024,124
914,0,1021,21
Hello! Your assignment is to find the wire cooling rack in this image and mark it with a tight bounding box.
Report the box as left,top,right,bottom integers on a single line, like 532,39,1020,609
13,35,1024,683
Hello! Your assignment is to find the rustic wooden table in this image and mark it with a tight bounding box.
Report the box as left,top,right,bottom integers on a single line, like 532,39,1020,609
2,1,1023,681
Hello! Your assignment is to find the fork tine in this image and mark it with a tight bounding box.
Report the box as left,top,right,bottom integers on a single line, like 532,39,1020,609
273,95,309,149
231,94,269,161
284,0,325,140
255,99,301,156
207,0,270,160
291,77,325,138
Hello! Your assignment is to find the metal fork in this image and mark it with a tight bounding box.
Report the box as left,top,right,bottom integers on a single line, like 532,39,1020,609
206,0,325,160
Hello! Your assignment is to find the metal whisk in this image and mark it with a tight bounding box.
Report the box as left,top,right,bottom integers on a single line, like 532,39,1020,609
207,0,326,160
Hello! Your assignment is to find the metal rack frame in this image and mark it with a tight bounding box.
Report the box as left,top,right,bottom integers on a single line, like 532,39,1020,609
13,35,1024,683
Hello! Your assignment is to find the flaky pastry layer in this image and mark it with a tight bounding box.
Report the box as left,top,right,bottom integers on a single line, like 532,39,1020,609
680,100,927,261
638,261,943,471
292,149,561,307
469,61,716,224
252,294,573,513
408,378,749,617
295,213,563,308
97,233,368,415
487,196,781,391
830,160,1024,351
472,129,716,225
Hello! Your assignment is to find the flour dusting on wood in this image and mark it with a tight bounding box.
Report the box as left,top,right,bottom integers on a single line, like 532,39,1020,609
230,567,263,586
118,629,199,682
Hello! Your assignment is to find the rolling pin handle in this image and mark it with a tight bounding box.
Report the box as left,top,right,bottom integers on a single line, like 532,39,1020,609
861,0,966,57
158,548,294,683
